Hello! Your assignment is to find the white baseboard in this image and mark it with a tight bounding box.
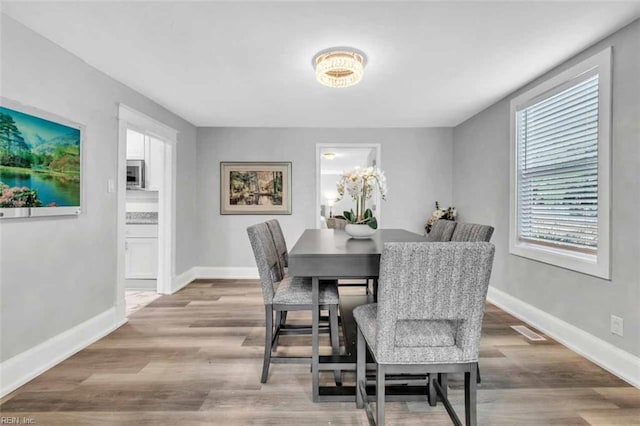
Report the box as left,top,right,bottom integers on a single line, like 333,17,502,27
194,266,259,280
0,267,256,397
125,278,156,291
0,307,126,398
170,266,259,294
487,286,640,389
172,267,198,294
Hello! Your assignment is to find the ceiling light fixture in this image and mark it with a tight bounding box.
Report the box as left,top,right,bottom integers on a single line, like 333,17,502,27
313,47,367,88
322,152,337,160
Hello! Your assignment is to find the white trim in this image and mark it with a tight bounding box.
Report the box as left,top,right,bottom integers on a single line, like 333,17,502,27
118,104,178,141
0,307,125,398
117,104,178,322
116,117,128,322
172,267,199,294
509,47,612,280
171,267,260,294
156,138,177,295
487,286,640,389
0,264,255,397
315,143,382,229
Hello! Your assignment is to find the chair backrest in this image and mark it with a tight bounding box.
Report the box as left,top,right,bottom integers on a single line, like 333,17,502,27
266,219,288,268
247,222,284,304
451,222,494,242
327,218,347,230
376,242,495,364
425,219,457,242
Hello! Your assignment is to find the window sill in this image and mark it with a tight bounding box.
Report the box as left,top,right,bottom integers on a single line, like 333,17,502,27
509,240,610,280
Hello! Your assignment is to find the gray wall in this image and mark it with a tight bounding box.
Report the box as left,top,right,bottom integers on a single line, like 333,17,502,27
0,16,199,361
452,20,640,356
197,127,453,267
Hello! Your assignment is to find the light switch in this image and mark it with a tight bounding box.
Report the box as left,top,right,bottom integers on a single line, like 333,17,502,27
610,315,624,337
108,179,116,193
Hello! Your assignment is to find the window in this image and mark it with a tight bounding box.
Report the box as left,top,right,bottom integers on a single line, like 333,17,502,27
509,48,611,279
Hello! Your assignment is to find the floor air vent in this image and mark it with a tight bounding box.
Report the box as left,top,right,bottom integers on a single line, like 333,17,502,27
510,325,547,341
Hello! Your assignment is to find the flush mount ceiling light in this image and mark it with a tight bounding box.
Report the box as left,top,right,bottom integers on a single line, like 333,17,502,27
313,47,367,88
322,152,337,160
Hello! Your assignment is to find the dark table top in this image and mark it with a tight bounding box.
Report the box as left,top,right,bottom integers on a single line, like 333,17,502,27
289,229,427,257
288,228,427,279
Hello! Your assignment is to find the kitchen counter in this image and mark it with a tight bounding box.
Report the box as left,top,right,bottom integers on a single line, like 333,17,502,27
126,212,158,224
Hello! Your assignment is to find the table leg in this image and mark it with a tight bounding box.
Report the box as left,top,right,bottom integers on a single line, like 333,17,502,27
311,276,319,402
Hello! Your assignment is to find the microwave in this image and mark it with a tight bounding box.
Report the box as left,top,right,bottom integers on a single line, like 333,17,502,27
126,160,145,189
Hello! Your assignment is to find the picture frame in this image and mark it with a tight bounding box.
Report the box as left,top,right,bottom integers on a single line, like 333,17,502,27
220,161,292,215
0,98,85,219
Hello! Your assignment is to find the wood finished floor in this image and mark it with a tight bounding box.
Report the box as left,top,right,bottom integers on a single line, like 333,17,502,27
2,279,639,425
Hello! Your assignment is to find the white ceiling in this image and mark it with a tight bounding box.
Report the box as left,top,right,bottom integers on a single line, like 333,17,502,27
3,1,639,127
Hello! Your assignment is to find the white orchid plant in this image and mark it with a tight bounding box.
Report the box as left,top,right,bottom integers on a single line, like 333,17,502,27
335,166,387,229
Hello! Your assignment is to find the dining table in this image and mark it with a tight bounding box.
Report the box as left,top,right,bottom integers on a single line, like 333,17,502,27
287,228,428,402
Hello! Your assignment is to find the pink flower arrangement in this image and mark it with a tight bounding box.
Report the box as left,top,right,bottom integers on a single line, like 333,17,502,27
0,183,42,208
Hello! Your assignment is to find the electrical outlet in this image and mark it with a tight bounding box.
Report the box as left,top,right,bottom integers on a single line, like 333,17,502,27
610,315,624,337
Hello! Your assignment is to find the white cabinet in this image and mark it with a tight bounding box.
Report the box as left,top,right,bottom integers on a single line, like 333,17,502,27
125,224,158,279
145,137,165,191
125,238,158,279
126,129,146,160
126,129,165,191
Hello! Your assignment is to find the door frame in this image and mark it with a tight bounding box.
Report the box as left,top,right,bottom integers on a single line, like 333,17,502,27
116,104,178,321
315,143,382,229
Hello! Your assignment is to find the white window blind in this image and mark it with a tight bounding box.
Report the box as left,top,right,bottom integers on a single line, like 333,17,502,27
516,73,599,253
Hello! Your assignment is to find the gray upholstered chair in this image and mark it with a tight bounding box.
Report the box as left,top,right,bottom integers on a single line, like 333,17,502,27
247,222,341,384
265,219,292,328
354,242,495,426
266,217,366,309
425,219,457,242
451,222,494,242
266,219,288,273
448,221,494,385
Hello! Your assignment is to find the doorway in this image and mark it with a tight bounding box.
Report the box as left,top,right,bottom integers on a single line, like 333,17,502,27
316,143,382,229
116,105,177,321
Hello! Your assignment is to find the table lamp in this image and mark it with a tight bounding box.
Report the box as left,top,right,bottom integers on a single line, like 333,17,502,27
327,199,335,218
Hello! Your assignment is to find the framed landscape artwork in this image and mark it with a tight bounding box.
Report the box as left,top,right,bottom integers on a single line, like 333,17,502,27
0,99,83,219
220,162,292,215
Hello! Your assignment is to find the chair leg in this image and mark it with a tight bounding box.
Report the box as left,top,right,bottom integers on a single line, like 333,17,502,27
281,311,288,326
356,327,365,409
428,373,437,406
377,364,386,426
465,364,478,426
438,373,448,401
273,310,282,351
476,363,481,384
329,304,342,386
261,305,273,384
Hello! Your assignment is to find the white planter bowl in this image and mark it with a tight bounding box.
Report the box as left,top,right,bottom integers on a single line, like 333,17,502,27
345,224,377,239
